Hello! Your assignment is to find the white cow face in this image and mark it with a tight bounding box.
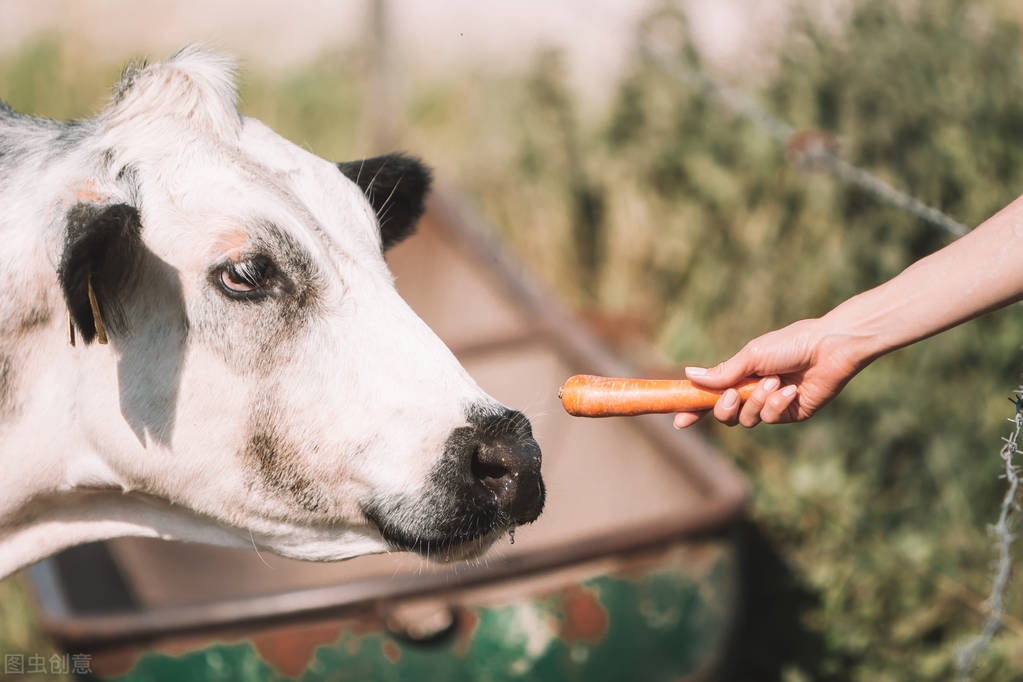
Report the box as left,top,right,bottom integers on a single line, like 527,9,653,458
55,49,544,563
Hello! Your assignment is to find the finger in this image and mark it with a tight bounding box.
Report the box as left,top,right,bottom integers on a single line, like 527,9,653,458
739,376,780,428
761,384,798,424
713,388,742,426
686,349,756,390
673,412,704,429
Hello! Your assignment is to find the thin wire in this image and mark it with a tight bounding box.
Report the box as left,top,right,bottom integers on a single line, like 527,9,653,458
640,37,970,237
955,392,1022,679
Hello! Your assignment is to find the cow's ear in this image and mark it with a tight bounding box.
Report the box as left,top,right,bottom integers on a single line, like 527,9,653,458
337,154,432,250
59,203,144,344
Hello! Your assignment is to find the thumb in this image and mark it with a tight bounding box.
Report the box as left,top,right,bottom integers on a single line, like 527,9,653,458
686,351,756,389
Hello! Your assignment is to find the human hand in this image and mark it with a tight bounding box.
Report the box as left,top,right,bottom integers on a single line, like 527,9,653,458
672,318,872,429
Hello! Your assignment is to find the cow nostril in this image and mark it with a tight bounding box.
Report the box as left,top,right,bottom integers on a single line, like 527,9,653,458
470,447,508,487
468,437,544,525
458,406,544,525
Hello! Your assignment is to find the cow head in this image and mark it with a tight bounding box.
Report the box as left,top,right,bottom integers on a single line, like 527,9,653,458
50,48,543,563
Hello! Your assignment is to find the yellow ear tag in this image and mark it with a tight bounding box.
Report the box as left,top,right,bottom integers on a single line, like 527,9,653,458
87,275,108,345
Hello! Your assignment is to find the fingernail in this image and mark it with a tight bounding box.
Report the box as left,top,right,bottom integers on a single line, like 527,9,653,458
781,385,797,398
685,366,708,378
763,377,780,392
721,389,738,409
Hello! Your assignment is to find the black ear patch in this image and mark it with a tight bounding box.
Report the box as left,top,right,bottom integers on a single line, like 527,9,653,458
59,203,143,344
337,153,432,250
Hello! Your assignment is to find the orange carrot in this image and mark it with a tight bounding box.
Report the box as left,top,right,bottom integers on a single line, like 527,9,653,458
558,374,761,417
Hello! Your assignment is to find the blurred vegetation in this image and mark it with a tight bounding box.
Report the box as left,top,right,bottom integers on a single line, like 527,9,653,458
430,1,1023,679
2,0,1023,679
0,574,64,681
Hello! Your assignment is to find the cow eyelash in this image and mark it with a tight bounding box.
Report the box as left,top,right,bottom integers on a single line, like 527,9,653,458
216,256,277,299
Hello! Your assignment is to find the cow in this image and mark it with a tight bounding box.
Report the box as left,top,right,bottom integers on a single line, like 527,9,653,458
0,47,544,580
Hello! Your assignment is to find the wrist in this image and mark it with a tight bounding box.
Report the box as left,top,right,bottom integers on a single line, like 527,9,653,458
814,300,893,369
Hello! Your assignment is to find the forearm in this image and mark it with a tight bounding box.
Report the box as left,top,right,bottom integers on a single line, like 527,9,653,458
822,193,1023,364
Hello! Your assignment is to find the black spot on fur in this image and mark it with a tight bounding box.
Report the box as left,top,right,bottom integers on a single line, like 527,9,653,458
244,410,327,514
337,153,432,250
112,60,149,104
58,203,144,343
53,121,91,151
0,355,12,416
15,306,52,334
253,222,321,318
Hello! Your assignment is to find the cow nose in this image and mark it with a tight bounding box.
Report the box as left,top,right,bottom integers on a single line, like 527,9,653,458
469,410,544,525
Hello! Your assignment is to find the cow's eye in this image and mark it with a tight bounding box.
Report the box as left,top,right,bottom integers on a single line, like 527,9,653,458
218,256,275,297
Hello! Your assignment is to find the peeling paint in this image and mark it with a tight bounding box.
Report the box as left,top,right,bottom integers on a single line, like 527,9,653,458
88,649,141,677
251,622,342,678
505,602,557,659
452,608,479,658
381,639,402,664
510,657,530,676
101,544,738,682
344,634,362,655
559,586,608,644
569,642,590,664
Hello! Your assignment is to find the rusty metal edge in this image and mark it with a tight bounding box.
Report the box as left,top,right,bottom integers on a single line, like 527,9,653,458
28,186,750,649
32,510,738,649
